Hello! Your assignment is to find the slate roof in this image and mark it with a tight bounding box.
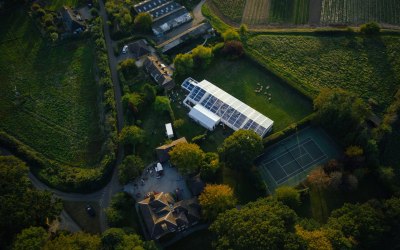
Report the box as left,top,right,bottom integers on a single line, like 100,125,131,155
138,192,200,239
128,39,151,59
144,54,175,89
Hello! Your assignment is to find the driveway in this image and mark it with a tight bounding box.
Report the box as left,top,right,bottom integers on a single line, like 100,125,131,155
124,162,191,201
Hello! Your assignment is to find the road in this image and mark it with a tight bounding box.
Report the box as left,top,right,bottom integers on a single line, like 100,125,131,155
28,0,124,233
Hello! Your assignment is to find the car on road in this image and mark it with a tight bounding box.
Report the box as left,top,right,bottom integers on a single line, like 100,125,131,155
122,45,128,54
85,204,96,217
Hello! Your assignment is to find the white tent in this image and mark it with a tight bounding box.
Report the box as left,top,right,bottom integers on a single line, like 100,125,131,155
165,123,174,138
188,104,221,131
156,163,163,172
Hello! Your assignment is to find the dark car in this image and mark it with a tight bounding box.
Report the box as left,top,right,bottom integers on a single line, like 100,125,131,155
86,204,96,217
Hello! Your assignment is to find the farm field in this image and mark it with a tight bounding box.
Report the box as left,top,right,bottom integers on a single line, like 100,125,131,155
268,0,310,24
321,0,400,25
210,0,246,23
246,34,400,112
0,10,103,166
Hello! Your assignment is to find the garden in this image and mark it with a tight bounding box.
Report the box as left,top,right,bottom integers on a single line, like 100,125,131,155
246,34,400,112
0,10,104,167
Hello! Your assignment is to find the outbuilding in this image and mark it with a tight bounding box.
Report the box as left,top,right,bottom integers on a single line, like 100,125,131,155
165,123,174,139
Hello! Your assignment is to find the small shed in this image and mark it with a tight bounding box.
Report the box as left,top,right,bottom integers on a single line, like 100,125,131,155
165,123,174,138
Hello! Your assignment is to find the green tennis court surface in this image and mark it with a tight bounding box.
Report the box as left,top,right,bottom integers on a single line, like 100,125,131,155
256,126,341,193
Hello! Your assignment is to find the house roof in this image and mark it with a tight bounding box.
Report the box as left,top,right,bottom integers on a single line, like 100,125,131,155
144,55,174,88
156,137,187,162
128,39,151,59
138,192,200,239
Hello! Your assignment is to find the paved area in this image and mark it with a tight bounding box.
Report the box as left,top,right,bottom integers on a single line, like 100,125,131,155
124,162,191,201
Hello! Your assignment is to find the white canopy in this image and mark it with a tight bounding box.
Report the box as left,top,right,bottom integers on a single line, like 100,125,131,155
188,104,220,131
156,163,163,172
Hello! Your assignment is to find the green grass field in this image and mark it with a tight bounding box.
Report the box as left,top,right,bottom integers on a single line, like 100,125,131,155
0,10,103,166
246,34,400,112
321,0,400,25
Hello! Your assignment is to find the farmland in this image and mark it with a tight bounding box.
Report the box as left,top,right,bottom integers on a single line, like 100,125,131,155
210,0,246,23
321,0,400,25
246,34,400,111
268,0,310,24
0,10,103,166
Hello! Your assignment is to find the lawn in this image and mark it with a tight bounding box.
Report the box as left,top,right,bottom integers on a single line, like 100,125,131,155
246,34,400,112
63,201,102,234
0,10,103,166
321,0,400,25
191,57,313,131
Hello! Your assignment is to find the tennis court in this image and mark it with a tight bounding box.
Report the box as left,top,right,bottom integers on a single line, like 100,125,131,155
256,126,341,192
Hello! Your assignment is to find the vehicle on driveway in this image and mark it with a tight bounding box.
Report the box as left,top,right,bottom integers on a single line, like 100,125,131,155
85,204,95,217
122,45,128,54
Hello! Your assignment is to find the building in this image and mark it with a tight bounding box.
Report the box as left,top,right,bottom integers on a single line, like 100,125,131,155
60,6,86,32
138,192,200,240
165,123,174,138
128,39,151,60
133,0,192,37
181,78,274,137
155,137,187,162
144,54,175,89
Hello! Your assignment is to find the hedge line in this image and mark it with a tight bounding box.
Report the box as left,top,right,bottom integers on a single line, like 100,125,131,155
0,17,118,193
262,113,316,148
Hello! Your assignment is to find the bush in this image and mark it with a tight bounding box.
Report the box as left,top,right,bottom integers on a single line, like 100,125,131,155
134,13,152,32
222,29,240,41
222,40,244,58
173,119,184,128
360,22,380,35
275,186,301,209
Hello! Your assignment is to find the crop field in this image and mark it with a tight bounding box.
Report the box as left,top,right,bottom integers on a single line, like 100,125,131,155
210,0,246,23
321,0,400,25
242,0,271,25
268,0,310,24
0,10,103,166
246,35,400,111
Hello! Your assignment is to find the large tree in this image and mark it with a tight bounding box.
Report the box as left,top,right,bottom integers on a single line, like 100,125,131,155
314,88,371,145
210,198,305,250
275,186,301,209
134,13,152,32
191,45,213,68
199,184,237,221
44,232,101,250
218,129,263,170
119,125,145,147
169,142,205,175
154,96,171,113
118,155,145,185
13,227,48,250
173,53,194,77
295,225,333,250
200,152,221,182
0,156,62,249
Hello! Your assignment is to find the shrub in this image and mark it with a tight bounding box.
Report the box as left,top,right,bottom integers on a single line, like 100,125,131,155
222,29,240,41
173,119,184,128
134,13,152,32
275,186,301,209
222,40,244,58
360,22,380,35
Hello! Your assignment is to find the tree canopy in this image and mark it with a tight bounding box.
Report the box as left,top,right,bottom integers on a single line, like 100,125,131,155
44,232,101,250
154,96,171,113
0,156,62,249
222,29,240,41
134,13,152,32
169,142,205,175
173,53,194,77
191,45,213,68
218,129,263,170
119,125,145,146
210,198,304,250
275,186,301,209
200,152,220,182
118,155,145,185
199,184,237,221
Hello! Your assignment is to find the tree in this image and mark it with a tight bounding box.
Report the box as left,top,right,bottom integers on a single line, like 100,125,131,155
218,129,263,170
50,32,58,42
154,96,171,113
360,22,380,35
119,126,145,146
200,152,220,182
306,168,331,189
199,184,237,221
122,92,143,114
210,198,305,250
191,45,213,68
222,28,240,41
327,201,387,249
44,232,101,250
239,24,248,35
0,156,62,249
323,159,342,175
105,192,139,228
173,118,185,128
142,84,156,104
344,145,364,170
295,225,333,250
13,227,48,250
101,228,147,250
275,186,301,209
101,228,125,249
222,40,244,58
314,88,371,145
119,155,145,185
118,58,138,78
173,53,194,76
134,13,152,32
169,142,205,175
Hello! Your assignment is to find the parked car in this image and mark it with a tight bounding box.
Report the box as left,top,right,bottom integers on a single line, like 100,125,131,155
86,204,95,217
122,45,128,54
